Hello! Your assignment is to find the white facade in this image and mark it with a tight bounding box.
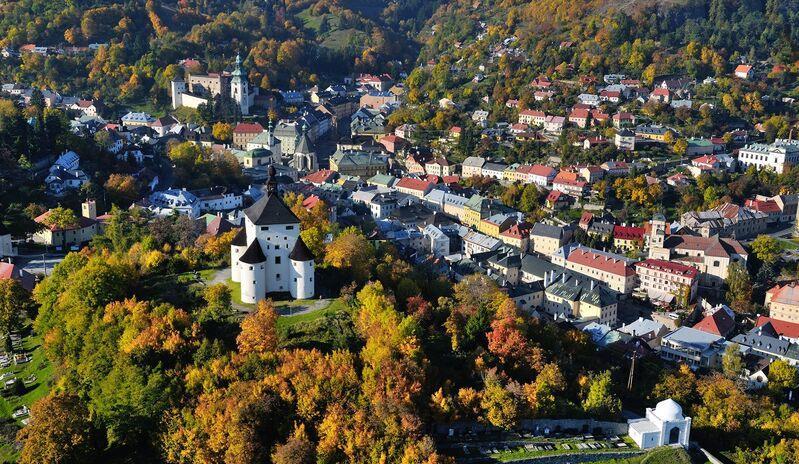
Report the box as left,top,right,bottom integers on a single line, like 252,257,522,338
231,174,314,303
628,399,691,450
737,139,799,174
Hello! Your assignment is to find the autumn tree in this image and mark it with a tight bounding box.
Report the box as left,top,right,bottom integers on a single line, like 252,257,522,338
212,122,233,143
652,365,699,406
523,363,567,417
236,299,279,356
105,173,139,205
324,227,375,283
271,424,315,464
480,374,521,429
768,360,799,395
17,394,95,464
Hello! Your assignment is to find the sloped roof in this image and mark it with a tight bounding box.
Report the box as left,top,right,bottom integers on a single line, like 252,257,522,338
243,193,299,226
239,239,266,264
231,227,248,246
693,308,735,336
289,236,314,261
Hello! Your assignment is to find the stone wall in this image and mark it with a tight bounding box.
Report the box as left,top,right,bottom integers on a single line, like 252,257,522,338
434,419,628,436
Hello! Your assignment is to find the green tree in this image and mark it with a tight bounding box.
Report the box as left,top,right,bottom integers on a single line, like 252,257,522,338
0,279,31,334
768,360,799,395
722,343,744,378
751,235,781,267
582,370,621,418
726,261,753,313
44,207,78,230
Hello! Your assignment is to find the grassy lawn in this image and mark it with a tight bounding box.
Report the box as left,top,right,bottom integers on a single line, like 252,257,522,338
226,279,256,310
275,297,347,330
0,330,54,425
776,238,799,251
595,445,692,464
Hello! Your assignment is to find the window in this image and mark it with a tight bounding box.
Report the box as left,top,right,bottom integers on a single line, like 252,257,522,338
286,225,294,230
261,226,269,231
294,278,297,282
276,274,281,280
275,256,281,264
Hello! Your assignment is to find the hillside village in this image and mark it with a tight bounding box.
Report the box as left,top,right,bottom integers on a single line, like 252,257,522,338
1,1,799,463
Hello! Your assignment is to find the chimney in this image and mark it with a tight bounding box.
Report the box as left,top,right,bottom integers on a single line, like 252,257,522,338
561,273,566,284
591,280,596,290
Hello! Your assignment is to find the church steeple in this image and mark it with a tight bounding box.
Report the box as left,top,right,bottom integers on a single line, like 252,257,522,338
230,53,249,116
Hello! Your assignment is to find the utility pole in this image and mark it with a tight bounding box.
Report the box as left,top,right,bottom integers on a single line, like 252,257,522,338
627,351,636,391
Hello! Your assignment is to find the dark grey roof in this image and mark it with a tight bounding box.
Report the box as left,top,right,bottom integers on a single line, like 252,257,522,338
231,227,248,246
239,239,266,264
296,131,313,154
289,236,314,261
243,193,300,226
520,254,559,278
531,222,565,239
588,221,615,235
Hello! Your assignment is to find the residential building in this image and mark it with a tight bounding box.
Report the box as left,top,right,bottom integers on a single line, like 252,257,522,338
395,177,435,199
232,122,265,149
615,129,636,150
544,115,565,133
481,162,508,180
693,305,736,338
518,109,546,127
461,156,486,178
648,215,748,291
681,203,768,239
552,244,637,294
542,272,619,325
0,262,35,291
425,158,454,177
734,64,754,79
33,202,98,247
660,327,724,369
552,171,588,197
530,222,573,257
329,149,389,177
634,259,698,304
613,225,645,251
461,230,501,256
765,282,799,324
737,140,799,174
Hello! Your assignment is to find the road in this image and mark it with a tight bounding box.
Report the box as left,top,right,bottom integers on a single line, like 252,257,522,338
15,252,66,276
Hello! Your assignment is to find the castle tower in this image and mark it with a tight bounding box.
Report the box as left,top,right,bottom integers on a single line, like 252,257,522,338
232,165,314,303
230,54,250,116
171,77,186,110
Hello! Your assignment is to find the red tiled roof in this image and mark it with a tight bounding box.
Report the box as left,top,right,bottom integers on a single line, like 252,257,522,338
396,177,434,192
694,308,735,336
767,282,799,306
755,316,799,339
519,109,546,117
569,109,590,119
302,169,336,184
34,210,95,232
579,211,594,227
442,175,460,184
233,122,265,134
568,248,636,277
652,88,670,97
449,126,462,133
302,194,323,210
735,64,753,74
501,222,532,239
546,190,564,202
745,199,781,214
634,259,698,278
613,225,645,241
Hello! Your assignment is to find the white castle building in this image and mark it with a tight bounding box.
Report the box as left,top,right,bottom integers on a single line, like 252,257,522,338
230,167,315,303
628,399,691,450
171,54,256,115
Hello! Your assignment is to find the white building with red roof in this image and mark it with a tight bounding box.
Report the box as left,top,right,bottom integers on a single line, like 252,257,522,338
553,244,638,294
635,259,698,304
518,109,546,127
734,64,754,80
766,282,799,324
395,177,435,199
552,171,588,197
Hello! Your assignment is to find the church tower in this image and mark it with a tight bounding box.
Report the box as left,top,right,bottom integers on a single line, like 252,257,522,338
171,77,186,110
648,213,670,259
230,54,250,116
293,123,318,172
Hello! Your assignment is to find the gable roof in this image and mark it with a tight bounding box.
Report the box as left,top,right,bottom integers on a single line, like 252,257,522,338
693,308,735,337
243,193,300,226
